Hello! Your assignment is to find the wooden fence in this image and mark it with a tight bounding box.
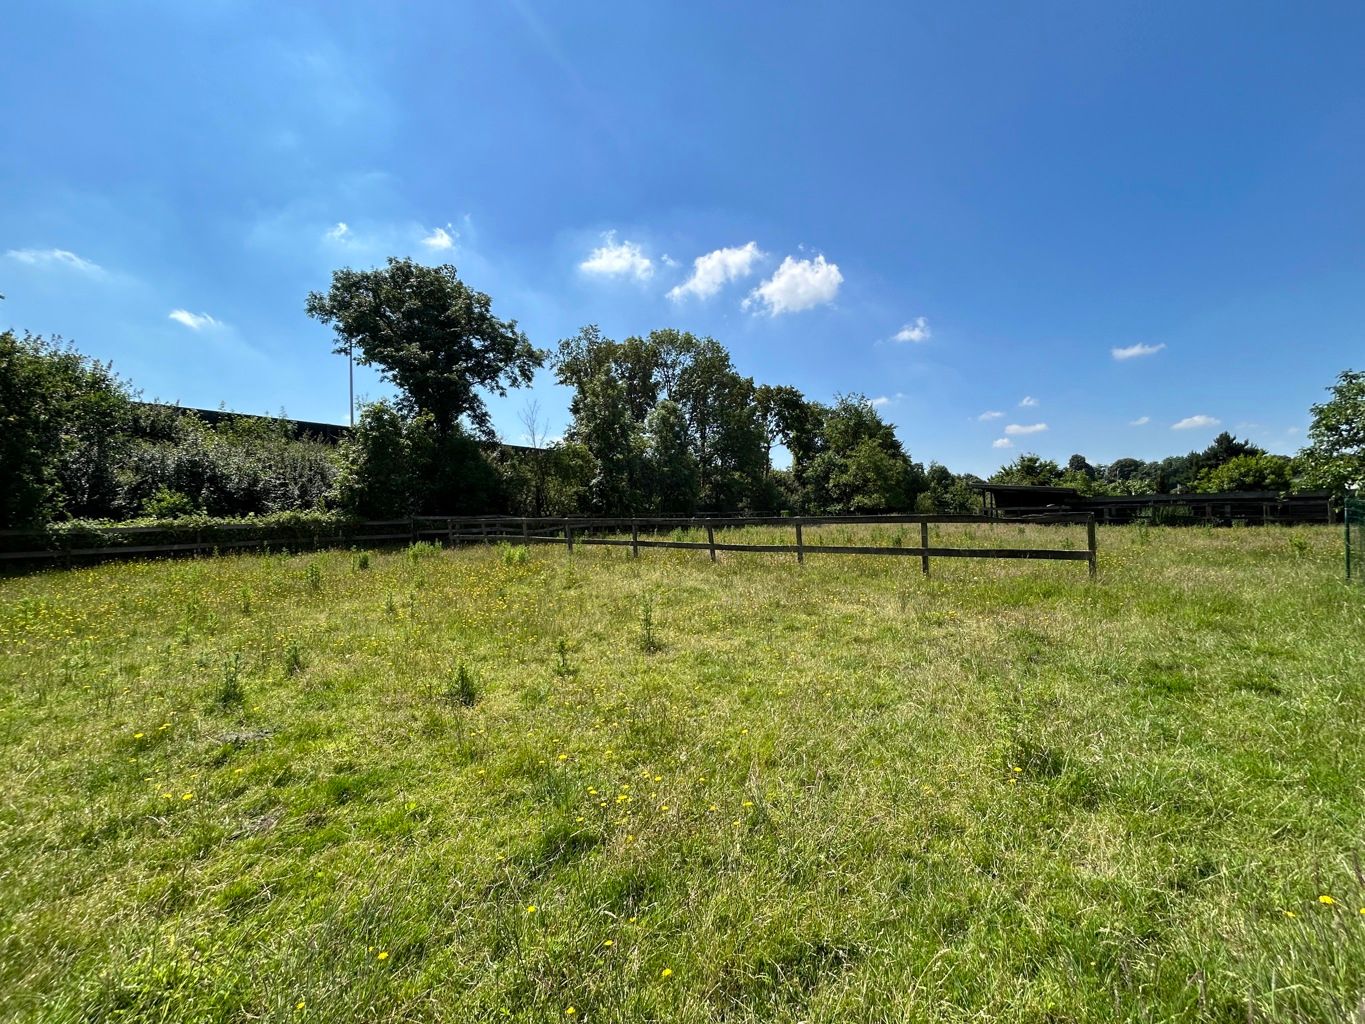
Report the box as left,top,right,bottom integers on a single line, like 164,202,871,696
413,513,1098,578
1,513,1098,577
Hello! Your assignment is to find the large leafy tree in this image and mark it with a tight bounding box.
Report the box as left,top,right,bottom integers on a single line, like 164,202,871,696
305,258,542,440
1298,369,1365,495
553,326,768,513
989,453,1062,487
803,395,923,513
1192,453,1295,493
0,331,134,526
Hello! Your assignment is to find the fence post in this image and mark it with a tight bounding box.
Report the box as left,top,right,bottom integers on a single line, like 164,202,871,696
795,519,804,564
707,522,716,563
1087,517,1098,579
565,517,574,554
481,520,488,545
920,520,930,576
631,519,639,558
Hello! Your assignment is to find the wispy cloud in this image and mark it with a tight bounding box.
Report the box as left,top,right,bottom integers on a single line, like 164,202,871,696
869,393,905,408
1019,396,1039,408
324,222,351,241
1005,422,1048,436
580,231,654,281
993,438,1014,449
668,242,763,301
1129,415,1151,426
743,254,842,315
1172,414,1219,430
421,224,456,251
978,410,1004,421
168,309,224,331
1112,342,1166,361
893,317,931,343
6,247,104,276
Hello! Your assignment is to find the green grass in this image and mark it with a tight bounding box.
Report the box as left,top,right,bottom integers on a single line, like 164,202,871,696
1,524,1363,1022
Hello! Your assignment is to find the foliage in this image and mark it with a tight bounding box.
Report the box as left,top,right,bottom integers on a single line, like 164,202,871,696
305,258,543,440
0,331,135,527
554,327,768,514
141,487,203,519
0,508,360,557
1192,453,1295,493
332,400,503,517
120,409,337,518
798,395,925,514
1297,369,1365,495
989,453,1063,487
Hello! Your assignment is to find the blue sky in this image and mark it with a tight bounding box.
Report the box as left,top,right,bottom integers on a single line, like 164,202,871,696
3,2,1363,475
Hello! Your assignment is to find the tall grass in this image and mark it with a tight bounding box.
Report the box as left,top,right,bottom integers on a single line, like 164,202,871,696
0,525,1361,1022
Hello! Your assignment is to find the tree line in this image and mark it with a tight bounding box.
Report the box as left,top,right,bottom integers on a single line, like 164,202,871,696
2,258,1361,529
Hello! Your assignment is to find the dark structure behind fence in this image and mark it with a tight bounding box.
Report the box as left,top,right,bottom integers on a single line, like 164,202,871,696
973,484,1334,526
1,514,1099,578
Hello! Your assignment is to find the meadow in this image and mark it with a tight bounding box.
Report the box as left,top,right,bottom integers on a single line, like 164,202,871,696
1,523,1362,1023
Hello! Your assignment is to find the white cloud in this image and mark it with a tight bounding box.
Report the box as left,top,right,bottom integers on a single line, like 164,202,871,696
893,316,931,343
870,396,890,407
6,247,104,275
993,438,1014,449
667,242,764,301
1112,342,1166,361
1019,396,1039,407
661,254,679,268
978,410,1004,421
579,231,653,281
742,254,842,315
168,309,224,331
421,224,455,250
1004,422,1048,436
324,222,350,241
1129,415,1151,426
1171,414,1220,430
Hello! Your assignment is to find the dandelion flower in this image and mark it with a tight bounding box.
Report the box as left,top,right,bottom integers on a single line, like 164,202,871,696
1319,895,1336,905
603,939,613,947
660,967,673,978
377,951,388,960
134,732,145,739
182,793,194,801
565,1008,576,1016
296,1000,305,1010
526,905,537,914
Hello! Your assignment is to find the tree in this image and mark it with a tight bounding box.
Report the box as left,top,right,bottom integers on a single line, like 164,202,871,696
1298,369,1365,495
331,400,425,517
989,453,1062,487
1192,453,1295,493
0,331,134,526
803,395,923,513
553,326,768,513
305,258,542,440
1066,453,1096,478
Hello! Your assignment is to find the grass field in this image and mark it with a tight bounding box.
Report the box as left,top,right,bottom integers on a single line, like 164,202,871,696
2,524,1363,1023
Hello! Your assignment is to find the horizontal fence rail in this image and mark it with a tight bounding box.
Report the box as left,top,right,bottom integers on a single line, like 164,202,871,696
1,513,1098,577
410,513,1098,578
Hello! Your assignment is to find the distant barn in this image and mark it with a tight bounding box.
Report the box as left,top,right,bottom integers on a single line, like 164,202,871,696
972,483,1334,525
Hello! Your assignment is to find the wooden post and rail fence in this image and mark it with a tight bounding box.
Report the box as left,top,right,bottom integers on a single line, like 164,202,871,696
0,513,1099,577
